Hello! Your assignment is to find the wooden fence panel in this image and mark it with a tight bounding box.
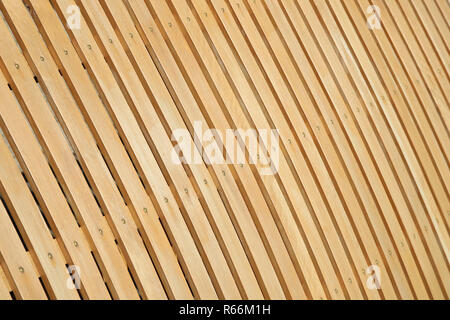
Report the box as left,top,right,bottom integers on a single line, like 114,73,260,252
0,0,447,300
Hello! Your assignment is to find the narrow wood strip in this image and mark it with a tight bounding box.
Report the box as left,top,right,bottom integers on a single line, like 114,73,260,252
395,0,450,107
411,0,450,79
29,0,194,300
0,75,78,299
10,0,175,300
78,0,254,300
151,0,356,299
56,0,237,299
127,0,307,299
102,0,283,299
0,199,47,299
295,0,447,299
426,0,450,56
350,0,450,263
136,0,330,299
0,265,12,300
314,0,450,298
0,15,115,300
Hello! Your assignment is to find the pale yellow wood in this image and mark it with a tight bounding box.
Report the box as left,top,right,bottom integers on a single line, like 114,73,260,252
396,0,450,108
102,0,284,299
0,75,78,300
305,0,445,299
312,0,450,298
127,0,308,299
340,0,450,296
0,0,447,300
0,200,47,299
145,0,334,299
246,0,391,300
411,0,450,84
427,0,450,57
78,0,254,300
292,0,447,299
29,0,194,299
394,0,450,180
0,266,12,300
1,0,141,300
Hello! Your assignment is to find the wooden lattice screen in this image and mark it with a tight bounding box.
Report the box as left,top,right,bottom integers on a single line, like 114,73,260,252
0,0,448,300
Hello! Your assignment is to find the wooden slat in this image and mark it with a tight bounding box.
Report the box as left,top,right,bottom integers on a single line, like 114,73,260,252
1,2,169,298
429,0,450,55
76,0,255,299
102,0,284,299
0,16,113,300
0,265,12,300
411,0,450,87
0,198,47,299
385,1,450,195
0,0,447,300
24,0,194,300
127,0,307,300
0,0,141,300
291,0,447,299
300,0,446,299
244,0,391,300
336,0,449,296
0,76,78,299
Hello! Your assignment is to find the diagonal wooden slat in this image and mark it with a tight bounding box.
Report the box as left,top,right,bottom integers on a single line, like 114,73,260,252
0,0,447,300
0,199,47,299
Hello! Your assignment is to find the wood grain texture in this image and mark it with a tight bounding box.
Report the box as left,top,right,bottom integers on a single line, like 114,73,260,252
0,0,448,300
